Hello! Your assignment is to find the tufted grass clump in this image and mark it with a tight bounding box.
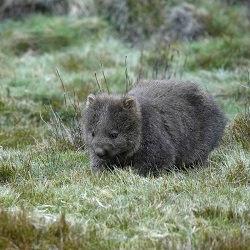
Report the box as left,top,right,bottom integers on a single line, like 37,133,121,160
0,209,79,249
230,109,250,151
0,153,32,183
42,81,84,152
223,80,250,151
43,105,84,151
0,162,18,183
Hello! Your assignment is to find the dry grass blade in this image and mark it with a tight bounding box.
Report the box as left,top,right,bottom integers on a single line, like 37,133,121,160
100,60,109,94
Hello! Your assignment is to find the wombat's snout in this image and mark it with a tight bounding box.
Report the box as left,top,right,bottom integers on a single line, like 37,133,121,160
94,147,107,158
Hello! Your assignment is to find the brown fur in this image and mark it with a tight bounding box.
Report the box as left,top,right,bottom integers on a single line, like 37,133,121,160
82,79,226,176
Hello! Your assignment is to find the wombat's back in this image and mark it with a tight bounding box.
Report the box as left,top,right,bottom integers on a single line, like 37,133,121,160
129,79,226,165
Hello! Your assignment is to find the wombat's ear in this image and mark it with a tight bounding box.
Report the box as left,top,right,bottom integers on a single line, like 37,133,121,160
86,94,96,107
123,97,137,110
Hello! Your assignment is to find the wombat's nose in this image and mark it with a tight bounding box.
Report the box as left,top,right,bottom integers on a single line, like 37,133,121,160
95,147,106,158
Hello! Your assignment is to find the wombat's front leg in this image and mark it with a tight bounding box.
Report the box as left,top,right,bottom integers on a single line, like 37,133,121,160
89,153,114,173
133,150,176,176
89,153,105,173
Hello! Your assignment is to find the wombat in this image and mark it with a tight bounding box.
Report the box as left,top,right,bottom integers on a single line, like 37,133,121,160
82,79,226,176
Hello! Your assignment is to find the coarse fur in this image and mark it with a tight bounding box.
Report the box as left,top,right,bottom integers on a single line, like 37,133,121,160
82,79,227,176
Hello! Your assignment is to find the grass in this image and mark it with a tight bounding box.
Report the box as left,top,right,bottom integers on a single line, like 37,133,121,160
186,36,250,70
0,0,250,249
0,145,249,249
0,15,107,55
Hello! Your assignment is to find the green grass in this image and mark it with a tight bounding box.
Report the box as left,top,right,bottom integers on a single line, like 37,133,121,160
0,144,249,249
0,1,250,248
0,15,107,55
186,36,250,70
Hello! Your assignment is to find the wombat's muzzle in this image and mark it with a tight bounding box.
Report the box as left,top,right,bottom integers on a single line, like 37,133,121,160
94,147,108,159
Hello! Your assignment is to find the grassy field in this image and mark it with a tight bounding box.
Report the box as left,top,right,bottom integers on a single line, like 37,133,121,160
0,0,250,249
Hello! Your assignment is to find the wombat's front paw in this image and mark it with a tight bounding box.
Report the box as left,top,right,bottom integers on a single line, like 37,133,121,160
90,162,105,173
90,161,115,173
90,165,102,174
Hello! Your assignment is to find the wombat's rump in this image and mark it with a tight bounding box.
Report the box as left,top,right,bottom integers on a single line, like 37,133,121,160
82,79,226,176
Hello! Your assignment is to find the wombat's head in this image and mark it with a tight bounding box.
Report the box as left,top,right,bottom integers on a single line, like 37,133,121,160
83,93,142,161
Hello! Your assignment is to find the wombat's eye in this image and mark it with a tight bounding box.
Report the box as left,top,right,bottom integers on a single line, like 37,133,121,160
91,132,95,137
109,131,118,139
